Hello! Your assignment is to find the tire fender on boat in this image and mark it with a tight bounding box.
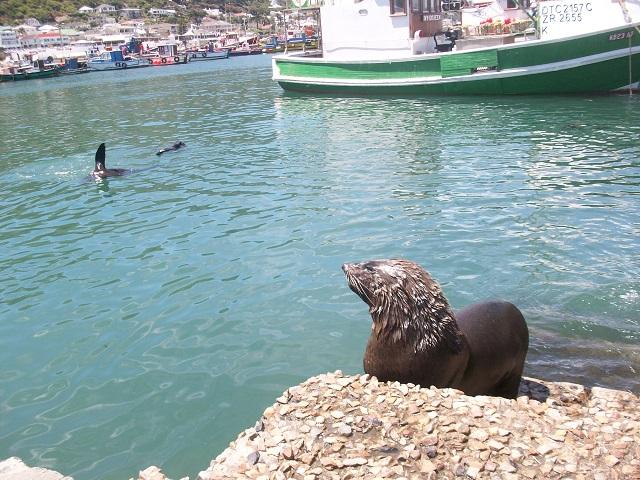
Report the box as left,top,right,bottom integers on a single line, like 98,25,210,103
174,56,180,63
115,62,121,67
148,59,154,64
161,57,167,64
201,52,206,58
122,62,127,68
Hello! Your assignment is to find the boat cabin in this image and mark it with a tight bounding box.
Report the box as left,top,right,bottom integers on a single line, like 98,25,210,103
156,42,180,57
319,0,449,59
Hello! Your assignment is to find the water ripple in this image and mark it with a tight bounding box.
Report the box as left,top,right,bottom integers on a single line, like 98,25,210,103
1,57,639,479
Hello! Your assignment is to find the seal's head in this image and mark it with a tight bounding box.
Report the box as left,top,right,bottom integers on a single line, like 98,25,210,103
342,259,464,353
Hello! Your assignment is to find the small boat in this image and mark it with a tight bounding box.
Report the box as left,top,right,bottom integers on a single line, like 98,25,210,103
227,43,265,56
272,0,640,95
187,49,230,61
0,60,60,81
146,43,189,66
88,50,150,71
59,58,92,75
262,33,319,54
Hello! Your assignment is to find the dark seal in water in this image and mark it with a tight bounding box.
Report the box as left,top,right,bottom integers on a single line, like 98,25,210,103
342,258,528,398
90,143,130,179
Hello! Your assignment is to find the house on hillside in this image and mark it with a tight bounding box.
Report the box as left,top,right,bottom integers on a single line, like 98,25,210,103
95,4,117,13
146,22,177,37
78,6,94,13
20,32,71,48
148,8,177,16
120,8,142,19
0,27,20,49
24,18,41,27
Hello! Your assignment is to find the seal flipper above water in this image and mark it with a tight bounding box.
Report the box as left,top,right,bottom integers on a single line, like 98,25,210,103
95,143,106,167
91,143,129,178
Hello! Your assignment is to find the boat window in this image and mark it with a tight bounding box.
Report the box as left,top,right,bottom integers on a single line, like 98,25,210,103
422,0,440,13
412,0,421,13
390,0,406,15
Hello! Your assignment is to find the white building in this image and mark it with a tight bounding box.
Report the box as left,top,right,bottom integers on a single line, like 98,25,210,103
0,27,20,49
120,8,142,19
78,5,94,13
13,24,38,35
20,32,71,48
95,4,117,13
38,24,59,33
149,8,177,16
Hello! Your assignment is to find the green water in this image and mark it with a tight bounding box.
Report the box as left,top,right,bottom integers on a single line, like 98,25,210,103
0,55,639,479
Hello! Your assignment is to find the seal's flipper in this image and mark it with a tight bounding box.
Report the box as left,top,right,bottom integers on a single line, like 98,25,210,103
95,143,106,167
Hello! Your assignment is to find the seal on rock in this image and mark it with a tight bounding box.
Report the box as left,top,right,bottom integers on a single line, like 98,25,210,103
342,258,528,398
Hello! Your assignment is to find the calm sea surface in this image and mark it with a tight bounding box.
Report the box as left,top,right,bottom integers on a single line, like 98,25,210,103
0,55,638,479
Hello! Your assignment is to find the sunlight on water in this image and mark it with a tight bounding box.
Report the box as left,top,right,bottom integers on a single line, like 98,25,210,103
0,56,639,479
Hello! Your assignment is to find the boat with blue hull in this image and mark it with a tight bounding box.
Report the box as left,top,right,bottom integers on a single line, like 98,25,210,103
187,49,230,61
88,50,150,71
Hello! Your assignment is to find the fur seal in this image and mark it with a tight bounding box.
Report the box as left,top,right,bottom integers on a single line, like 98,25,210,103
90,143,130,179
156,141,185,156
342,258,528,398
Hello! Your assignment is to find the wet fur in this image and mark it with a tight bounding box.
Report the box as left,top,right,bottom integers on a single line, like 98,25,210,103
342,259,528,398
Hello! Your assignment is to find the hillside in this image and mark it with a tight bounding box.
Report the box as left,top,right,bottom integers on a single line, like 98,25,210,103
0,0,262,26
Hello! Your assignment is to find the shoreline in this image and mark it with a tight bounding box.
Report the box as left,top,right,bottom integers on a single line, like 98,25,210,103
4,372,638,480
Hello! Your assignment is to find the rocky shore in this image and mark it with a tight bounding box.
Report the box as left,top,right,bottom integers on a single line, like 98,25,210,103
4,372,639,480
194,372,639,480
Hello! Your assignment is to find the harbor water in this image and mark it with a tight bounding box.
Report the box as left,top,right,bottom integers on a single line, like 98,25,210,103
0,55,638,479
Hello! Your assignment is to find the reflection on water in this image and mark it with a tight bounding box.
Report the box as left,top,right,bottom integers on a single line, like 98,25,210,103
0,56,639,479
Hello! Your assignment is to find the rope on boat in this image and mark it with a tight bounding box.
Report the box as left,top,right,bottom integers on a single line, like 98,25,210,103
618,0,638,95
618,0,640,35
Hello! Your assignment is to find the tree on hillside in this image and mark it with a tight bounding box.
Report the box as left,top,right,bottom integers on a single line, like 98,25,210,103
247,0,269,28
188,7,207,25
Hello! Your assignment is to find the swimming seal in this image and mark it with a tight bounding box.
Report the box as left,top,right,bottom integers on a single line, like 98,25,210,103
156,141,186,156
90,143,129,179
342,258,528,398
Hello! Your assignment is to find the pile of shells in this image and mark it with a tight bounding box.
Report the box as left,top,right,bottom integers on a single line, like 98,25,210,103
193,372,639,480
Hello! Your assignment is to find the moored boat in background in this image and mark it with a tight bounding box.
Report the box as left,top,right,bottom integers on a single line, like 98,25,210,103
88,50,150,71
272,0,640,95
146,42,189,66
0,59,60,81
187,49,230,61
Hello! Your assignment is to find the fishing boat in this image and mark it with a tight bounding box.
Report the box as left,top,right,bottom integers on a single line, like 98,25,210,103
262,32,319,53
59,58,92,75
272,0,640,95
87,50,150,71
147,42,189,66
187,49,230,61
0,60,60,81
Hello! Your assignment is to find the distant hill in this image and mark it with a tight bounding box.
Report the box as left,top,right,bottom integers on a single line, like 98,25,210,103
0,0,260,26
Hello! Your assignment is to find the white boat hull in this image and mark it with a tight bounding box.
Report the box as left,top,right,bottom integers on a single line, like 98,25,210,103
88,59,150,71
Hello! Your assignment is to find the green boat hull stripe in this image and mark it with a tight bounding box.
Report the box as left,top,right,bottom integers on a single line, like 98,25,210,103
274,46,640,87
